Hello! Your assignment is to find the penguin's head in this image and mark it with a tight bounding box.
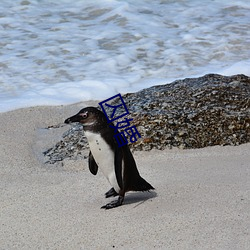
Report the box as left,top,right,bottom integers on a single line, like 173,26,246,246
65,107,108,130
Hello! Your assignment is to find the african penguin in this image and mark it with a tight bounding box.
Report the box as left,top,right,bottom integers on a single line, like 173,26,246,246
65,107,154,209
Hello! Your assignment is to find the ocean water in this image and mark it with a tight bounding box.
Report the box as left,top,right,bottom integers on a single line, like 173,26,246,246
0,0,250,112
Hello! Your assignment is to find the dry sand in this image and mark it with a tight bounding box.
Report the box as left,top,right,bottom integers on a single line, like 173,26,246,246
0,103,249,249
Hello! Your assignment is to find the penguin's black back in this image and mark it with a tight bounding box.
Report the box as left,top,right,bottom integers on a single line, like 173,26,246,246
99,124,154,192
122,144,154,192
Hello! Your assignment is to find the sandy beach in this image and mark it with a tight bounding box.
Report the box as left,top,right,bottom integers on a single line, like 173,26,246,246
0,103,249,249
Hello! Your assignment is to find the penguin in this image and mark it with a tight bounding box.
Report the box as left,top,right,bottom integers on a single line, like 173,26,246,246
65,106,154,209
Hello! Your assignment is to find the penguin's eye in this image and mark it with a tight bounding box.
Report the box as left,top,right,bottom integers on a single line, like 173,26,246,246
79,112,88,119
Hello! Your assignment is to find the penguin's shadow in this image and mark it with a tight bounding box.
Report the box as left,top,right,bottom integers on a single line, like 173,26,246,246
123,191,157,208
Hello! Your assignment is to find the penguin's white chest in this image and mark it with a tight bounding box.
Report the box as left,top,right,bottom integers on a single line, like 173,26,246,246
84,131,120,192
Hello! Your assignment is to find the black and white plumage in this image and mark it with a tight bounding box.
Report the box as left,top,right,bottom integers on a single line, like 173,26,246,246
65,107,154,209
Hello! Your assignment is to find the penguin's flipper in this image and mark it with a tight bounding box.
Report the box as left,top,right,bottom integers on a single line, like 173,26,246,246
88,151,98,175
105,187,118,198
101,196,124,209
114,146,124,190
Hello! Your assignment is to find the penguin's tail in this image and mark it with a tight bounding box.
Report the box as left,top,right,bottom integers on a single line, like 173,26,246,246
132,176,154,192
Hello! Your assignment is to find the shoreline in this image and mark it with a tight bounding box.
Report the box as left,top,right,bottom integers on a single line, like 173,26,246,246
0,103,249,249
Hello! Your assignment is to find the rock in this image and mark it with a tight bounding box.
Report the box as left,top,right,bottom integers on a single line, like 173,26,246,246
43,74,250,164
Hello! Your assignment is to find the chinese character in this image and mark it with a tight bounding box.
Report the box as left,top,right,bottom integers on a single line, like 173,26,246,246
124,125,141,143
114,131,128,147
109,118,133,133
99,93,142,147
98,93,129,123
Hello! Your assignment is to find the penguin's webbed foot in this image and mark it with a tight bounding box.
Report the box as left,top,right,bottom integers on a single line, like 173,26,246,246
101,196,124,209
105,187,118,198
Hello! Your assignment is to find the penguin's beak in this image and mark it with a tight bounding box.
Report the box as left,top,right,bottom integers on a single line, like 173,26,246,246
64,114,81,124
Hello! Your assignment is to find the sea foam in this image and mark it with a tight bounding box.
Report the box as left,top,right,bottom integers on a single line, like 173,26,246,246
0,0,249,112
